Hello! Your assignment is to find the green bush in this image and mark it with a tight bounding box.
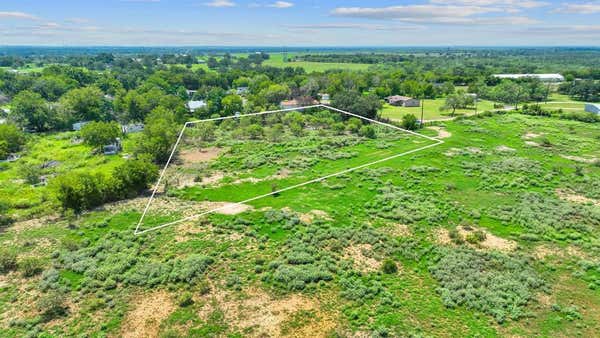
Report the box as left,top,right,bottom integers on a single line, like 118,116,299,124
37,291,67,321
430,248,545,323
80,121,121,150
381,259,398,274
0,250,17,273
358,125,376,139
19,257,44,277
178,292,194,307
401,114,419,131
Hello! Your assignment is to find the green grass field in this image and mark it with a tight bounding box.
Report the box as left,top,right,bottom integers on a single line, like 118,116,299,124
262,53,372,72
380,98,497,121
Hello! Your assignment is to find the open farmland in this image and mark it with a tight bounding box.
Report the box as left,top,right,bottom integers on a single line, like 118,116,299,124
262,54,372,72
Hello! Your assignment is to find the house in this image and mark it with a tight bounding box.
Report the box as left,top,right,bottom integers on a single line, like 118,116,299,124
493,74,565,82
280,100,301,109
585,103,600,114
186,100,207,113
386,95,421,107
0,154,20,163
236,87,249,95
121,123,144,134
319,93,331,103
280,98,319,109
72,121,90,131
103,138,122,155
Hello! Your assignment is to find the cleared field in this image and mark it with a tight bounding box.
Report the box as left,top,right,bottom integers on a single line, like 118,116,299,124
380,98,497,121
263,54,371,72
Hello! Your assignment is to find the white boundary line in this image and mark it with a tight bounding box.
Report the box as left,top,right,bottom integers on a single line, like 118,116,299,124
134,104,443,235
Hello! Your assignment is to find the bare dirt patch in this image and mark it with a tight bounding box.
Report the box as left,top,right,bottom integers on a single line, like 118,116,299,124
556,189,600,206
200,202,253,215
9,215,61,233
298,209,331,224
495,145,516,153
180,147,225,164
435,226,516,252
523,132,543,140
525,141,540,147
560,154,599,164
197,286,337,337
344,244,382,273
427,126,451,139
533,244,589,261
381,223,411,237
121,290,175,338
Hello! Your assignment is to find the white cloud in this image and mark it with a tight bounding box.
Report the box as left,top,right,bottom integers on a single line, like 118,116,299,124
331,5,501,20
429,0,549,9
204,0,236,7
286,23,423,31
268,1,294,8
555,2,600,14
0,11,38,20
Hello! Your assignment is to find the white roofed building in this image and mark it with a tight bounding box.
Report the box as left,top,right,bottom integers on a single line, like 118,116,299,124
493,74,565,82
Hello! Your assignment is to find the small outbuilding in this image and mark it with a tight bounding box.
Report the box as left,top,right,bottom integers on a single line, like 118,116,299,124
186,100,207,113
386,95,421,107
585,103,600,114
72,121,90,131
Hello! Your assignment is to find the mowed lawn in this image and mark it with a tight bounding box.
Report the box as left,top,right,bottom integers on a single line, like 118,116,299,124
380,98,497,121
263,53,371,72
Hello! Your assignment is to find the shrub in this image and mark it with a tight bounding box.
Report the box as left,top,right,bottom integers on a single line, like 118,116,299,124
178,292,194,307
465,230,486,244
381,259,398,274
358,125,376,139
0,124,26,159
430,248,544,323
401,114,419,131
0,250,17,273
37,291,67,321
19,257,44,277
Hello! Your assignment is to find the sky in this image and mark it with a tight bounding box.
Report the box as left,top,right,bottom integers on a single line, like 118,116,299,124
0,0,599,46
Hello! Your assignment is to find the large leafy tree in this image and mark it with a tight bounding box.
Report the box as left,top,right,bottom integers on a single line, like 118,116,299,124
11,90,52,131
0,124,26,159
60,86,110,122
221,94,243,116
80,121,122,150
136,107,180,164
331,90,382,120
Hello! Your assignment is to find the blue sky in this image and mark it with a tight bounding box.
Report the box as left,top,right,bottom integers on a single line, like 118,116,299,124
0,0,599,45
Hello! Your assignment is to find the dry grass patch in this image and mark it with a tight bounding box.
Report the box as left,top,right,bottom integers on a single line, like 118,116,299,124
343,244,382,273
523,132,543,140
120,290,175,338
435,226,517,252
560,154,599,164
381,223,411,237
556,189,600,206
427,126,452,139
199,202,253,215
197,286,337,337
180,147,225,164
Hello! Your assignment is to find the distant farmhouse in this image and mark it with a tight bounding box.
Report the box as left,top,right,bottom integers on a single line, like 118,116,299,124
280,98,319,109
319,93,331,104
186,100,207,113
236,87,249,95
386,95,420,107
493,74,565,82
585,103,600,114
72,121,90,131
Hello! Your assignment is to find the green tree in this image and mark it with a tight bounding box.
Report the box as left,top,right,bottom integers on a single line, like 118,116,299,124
401,114,419,131
331,91,382,120
136,107,180,164
11,90,52,131
441,92,467,116
260,84,291,105
493,81,528,109
80,121,121,150
221,94,243,116
0,124,25,158
60,86,110,121
112,158,158,199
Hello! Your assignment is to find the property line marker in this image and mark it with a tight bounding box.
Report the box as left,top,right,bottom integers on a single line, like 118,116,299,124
134,104,443,235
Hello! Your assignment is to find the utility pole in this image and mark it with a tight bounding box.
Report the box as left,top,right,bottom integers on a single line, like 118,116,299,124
420,97,425,127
